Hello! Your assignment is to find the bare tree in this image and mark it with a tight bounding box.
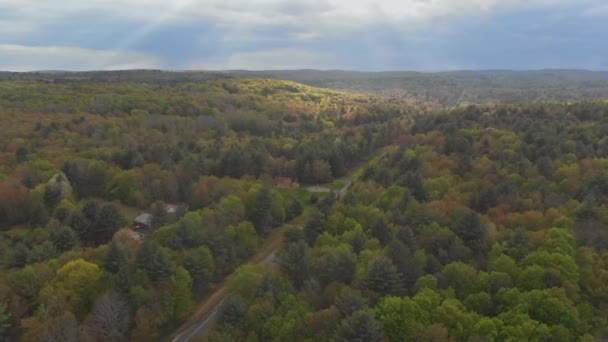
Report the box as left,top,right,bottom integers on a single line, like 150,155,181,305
86,291,131,342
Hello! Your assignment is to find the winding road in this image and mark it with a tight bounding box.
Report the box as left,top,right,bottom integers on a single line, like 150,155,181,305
171,178,357,341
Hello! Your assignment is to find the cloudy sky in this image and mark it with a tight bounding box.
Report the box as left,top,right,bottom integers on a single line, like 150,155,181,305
0,0,606,71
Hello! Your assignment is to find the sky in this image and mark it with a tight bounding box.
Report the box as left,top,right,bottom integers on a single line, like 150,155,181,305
0,0,607,71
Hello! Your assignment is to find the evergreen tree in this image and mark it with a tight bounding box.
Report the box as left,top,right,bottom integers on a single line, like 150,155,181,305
91,203,126,245
363,257,407,296
453,210,486,256
116,265,134,294
335,310,383,342
251,185,272,236
69,211,91,244
6,243,29,268
103,240,127,274
370,217,392,245
315,247,357,286
279,241,312,290
219,294,247,328
136,240,174,282
50,225,79,252
335,287,368,317
304,210,325,246
168,220,202,250
0,303,10,338
387,239,416,293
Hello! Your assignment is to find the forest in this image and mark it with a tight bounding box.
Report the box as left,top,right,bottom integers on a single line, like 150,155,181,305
5,69,608,105
0,76,607,341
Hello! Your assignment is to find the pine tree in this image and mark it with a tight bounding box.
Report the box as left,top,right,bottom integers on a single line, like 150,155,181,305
92,203,126,245
115,265,134,294
136,240,174,282
50,225,80,252
252,185,272,236
453,211,485,255
387,240,416,293
335,310,383,342
335,287,368,317
0,303,10,338
219,294,247,328
279,241,312,290
363,257,407,296
304,210,325,246
103,240,127,274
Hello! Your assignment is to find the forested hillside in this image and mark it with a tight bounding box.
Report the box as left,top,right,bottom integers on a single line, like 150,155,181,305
1,75,608,342
210,101,608,341
234,70,608,105
0,78,432,340
5,69,608,105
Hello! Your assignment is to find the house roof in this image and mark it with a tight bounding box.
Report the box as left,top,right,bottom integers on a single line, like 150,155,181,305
134,213,152,226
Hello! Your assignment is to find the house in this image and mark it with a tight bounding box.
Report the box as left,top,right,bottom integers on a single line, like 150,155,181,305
272,177,298,189
133,213,152,230
164,203,178,214
151,202,187,214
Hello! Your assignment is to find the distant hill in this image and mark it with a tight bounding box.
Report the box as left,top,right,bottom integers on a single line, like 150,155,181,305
3,69,608,105
230,69,608,105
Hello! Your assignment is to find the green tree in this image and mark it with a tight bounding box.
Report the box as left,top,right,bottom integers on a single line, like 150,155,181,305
91,203,126,245
375,296,428,342
335,310,383,342
0,303,10,339
335,287,367,317
165,267,194,323
50,225,79,252
219,294,247,328
136,240,174,282
440,262,478,299
226,221,258,261
387,239,416,293
540,228,576,257
279,241,312,290
363,257,407,297
27,241,57,264
40,259,103,317
453,210,486,257
102,240,127,274
314,246,357,286
183,246,215,296
246,184,273,236
304,210,325,246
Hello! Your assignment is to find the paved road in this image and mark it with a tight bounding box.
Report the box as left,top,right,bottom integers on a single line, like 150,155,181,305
172,301,223,342
171,176,358,341
171,248,279,342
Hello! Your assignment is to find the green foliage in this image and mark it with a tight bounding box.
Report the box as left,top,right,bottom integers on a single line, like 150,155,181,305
40,259,102,318
0,303,10,338
363,257,407,297
164,267,194,323
279,241,312,290
102,240,127,274
335,309,383,342
136,240,174,282
220,294,248,328
183,246,215,296
3,77,608,341
335,287,368,317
